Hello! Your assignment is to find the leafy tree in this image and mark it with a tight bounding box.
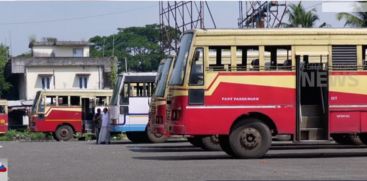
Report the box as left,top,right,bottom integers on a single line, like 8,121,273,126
286,2,326,28
0,44,11,98
90,24,180,73
337,2,367,27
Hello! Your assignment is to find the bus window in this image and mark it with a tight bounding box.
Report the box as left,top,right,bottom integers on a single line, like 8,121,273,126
332,45,357,70
236,46,259,71
96,96,107,106
58,96,69,106
209,46,231,71
0,106,5,114
46,96,56,106
38,96,45,113
70,96,80,106
189,48,204,85
120,83,129,105
265,46,292,70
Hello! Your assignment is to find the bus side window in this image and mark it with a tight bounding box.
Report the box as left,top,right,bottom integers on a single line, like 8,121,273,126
96,96,107,106
209,46,231,71
39,96,45,113
46,96,56,106
0,106,4,114
120,83,129,105
58,96,69,106
265,46,292,70
70,96,80,106
189,48,204,85
237,46,259,71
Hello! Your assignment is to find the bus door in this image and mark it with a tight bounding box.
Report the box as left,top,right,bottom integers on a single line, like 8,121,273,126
124,81,153,131
296,54,329,141
81,98,93,132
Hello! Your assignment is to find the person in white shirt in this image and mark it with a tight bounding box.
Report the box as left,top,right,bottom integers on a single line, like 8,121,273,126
98,108,110,144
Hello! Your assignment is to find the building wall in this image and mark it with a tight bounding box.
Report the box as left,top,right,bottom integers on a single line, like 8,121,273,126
32,46,90,57
23,66,104,100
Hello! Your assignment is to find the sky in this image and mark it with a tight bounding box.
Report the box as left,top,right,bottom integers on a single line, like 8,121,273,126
0,1,347,56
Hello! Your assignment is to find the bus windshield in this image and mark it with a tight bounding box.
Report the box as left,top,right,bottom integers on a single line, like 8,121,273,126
155,58,173,97
111,75,123,106
32,91,41,114
169,33,193,85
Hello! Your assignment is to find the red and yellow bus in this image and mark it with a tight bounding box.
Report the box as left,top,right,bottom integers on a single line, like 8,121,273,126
167,29,367,158
0,100,8,134
31,90,112,141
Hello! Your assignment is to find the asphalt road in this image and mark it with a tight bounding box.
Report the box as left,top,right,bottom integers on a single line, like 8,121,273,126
1,140,367,181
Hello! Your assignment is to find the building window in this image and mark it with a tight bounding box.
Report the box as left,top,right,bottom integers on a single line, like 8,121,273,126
79,76,88,89
73,48,84,57
41,76,51,90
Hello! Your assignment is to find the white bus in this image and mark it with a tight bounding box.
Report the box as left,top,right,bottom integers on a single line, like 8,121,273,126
109,72,162,143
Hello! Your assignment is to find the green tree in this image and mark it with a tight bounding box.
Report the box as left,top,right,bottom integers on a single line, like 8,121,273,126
90,24,179,73
286,2,325,28
337,2,367,27
0,44,11,98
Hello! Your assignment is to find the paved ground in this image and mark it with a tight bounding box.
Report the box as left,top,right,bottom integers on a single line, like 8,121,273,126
1,141,367,181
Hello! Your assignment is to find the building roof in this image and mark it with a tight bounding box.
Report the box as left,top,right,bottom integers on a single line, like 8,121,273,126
11,57,117,74
29,38,93,48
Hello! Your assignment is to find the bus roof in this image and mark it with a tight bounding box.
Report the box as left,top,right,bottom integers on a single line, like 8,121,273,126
192,28,367,36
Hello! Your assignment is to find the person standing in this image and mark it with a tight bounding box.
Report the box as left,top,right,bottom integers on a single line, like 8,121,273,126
98,108,111,144
93,108,102,143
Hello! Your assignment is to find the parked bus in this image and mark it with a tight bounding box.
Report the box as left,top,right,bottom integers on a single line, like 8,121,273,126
31,90,112,141
109,72,161,143
167,28,367,158
148,57,174,143
0,100,8,134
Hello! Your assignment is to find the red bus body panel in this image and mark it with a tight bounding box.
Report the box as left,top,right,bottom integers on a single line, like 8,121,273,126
170,72,296,135
31,107,82,133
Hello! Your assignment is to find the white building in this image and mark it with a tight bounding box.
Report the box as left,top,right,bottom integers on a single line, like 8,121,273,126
11,38,117,100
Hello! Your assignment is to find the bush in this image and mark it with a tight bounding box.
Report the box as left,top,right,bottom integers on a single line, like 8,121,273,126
0,130,47,141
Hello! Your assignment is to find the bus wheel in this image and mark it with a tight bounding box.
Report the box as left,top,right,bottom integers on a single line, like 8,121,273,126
229,120,271,158
332,134,363,145
54,125,74,141
126,132,149,143
187,136,203,147
146,127,167,143
200,135,222,151
218,135,235,157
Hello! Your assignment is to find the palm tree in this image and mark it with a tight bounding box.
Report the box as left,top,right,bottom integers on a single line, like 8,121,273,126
337,2,367,27
286,2,322,28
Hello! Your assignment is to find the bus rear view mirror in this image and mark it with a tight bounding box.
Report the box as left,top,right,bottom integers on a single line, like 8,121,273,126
38,114,45,119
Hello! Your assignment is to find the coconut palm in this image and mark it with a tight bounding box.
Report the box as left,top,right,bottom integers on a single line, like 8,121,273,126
337,2,367,27
286,2,322,28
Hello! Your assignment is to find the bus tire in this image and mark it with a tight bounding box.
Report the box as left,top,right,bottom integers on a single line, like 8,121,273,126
332,134,363,145
218,135,235,157
229,119,271,158
200,135,222,151
54,125,74,141
187,136,203,147
126,132,149,143
146,127,167,143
